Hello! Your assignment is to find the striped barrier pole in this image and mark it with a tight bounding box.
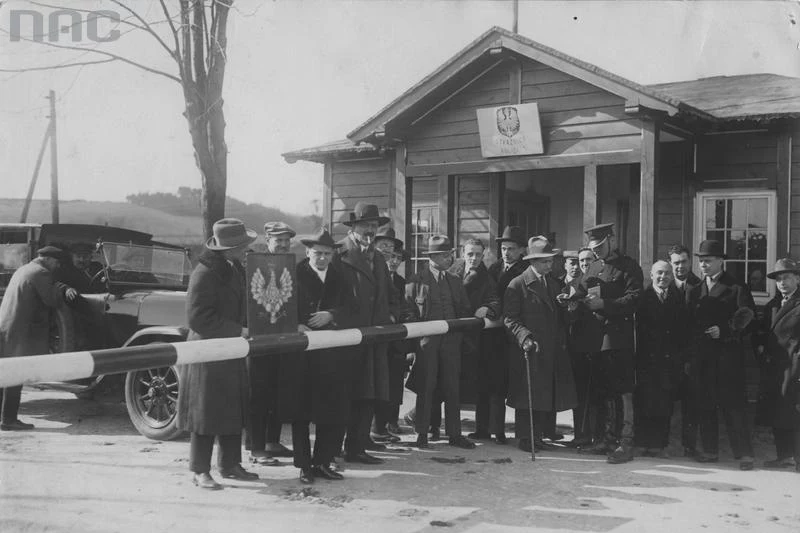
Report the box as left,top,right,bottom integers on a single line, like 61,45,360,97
0,317,503,389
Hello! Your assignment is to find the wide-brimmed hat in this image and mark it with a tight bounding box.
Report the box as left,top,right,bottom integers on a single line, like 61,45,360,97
264,221,296,238
585,223,614,248
523,237,557,261
205,218,257,251
496,226,527,247
767,258,800,279
375,227,403,248
37,245,64,259
342,202,390,227
300,227,340,248
695,239,726,259
421,235,455,255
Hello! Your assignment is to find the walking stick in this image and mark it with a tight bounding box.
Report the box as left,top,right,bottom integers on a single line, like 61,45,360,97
523,340,538,462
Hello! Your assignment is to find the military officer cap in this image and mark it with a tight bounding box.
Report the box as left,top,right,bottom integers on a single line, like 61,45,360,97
562,250,579,260
585,223,614,248
263,221,296,238
37,245,64,259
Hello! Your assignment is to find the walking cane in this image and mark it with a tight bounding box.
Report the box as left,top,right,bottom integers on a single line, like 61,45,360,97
523,339,538,462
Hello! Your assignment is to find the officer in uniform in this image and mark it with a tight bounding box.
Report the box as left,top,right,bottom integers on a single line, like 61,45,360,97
572,223,643,464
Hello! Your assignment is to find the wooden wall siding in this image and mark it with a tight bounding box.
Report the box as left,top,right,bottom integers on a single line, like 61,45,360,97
457,175,491,247
696,131,778,188
329,157,391,239
655,142,691,260
788,130,800,258
405,58,641,168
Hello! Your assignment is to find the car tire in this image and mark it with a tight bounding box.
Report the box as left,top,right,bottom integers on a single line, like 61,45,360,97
124,358,184,441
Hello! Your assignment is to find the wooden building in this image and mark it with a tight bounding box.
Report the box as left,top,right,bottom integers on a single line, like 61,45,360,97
284,27,800,305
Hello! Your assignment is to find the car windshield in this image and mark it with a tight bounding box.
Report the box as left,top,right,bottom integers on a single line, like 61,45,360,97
101,242,190,287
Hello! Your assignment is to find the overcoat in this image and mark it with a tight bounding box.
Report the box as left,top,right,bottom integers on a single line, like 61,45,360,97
0,259,65,358
275,259,355,424
635,285,688,416
387,270,411,406
753,292,800,429
176,250,249,435
503,268,577,412
334,235,391,402
687,270,756,409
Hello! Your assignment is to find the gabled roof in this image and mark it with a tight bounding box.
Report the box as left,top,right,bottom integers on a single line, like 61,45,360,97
282,138,380,164
648,74,800,121
346,26,712,143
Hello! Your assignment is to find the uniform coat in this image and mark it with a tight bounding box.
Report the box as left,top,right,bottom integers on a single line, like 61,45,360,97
503,268,577,412
0,259,65,358
176,250,249,436
276,259,354,424
335,236,391,402
687,270,756,409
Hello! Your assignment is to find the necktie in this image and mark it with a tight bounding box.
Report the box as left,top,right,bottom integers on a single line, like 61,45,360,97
706,275,716,290
658,290,666,303
782,296,790,307
541,275,547,289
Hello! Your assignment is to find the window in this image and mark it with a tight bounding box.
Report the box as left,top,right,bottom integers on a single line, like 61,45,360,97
409,177,442,274
695,190,776,303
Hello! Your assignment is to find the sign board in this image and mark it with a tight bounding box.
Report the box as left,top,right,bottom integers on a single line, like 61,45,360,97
476,103,544,158
245,252,297,336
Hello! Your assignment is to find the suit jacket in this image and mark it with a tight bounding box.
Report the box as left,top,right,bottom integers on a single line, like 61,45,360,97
448,259,501,318
404,267,472,323
673,271,702,305
488,260,528,307
503,268,577,411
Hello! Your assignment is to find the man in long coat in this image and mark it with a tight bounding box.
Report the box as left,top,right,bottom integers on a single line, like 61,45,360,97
177,219,259,490
504,238,577,453
687,239,756,470
278,228,354,484
335,202,393,464
0,246,72,430
753,258,800,471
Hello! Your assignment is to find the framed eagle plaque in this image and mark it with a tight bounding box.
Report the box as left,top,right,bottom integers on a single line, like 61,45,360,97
245,252,297,336
476,102,544,158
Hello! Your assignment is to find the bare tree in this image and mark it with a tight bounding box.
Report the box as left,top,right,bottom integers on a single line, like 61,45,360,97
3,0,235,238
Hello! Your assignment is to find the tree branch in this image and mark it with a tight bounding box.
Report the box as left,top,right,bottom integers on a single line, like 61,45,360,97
179,0,194,86
192,0,207,89
108,0,177,62
0,58,116,72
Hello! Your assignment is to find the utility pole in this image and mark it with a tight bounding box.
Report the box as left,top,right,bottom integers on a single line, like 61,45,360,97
512,0,519,33
48,89,59,224
19,124,51,223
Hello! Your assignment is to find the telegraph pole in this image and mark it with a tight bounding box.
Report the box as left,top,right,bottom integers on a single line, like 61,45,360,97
48,89,59,224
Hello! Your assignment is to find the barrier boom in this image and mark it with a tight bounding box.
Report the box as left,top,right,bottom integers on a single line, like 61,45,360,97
0,318,503,389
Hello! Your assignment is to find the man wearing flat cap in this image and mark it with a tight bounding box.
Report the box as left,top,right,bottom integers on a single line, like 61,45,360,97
0,246,74,430
572,222,643,464
687,239,756,470
753,258,800,471
335,202,394,464
54,242,105,295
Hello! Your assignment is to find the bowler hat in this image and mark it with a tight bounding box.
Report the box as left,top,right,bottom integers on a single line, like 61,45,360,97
585,223,614,248
205,218,257,251
695,239,726,259
522,237,557,261
37,245,64,259
767,258,800,279
264,221,296,238
300,227,341,248
375,227,403,249
343,202,390,227
496,226,527,247
421,235,455,255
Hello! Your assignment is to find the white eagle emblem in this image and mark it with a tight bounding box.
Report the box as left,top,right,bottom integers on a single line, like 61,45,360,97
496,106,521,138
250,267,293,324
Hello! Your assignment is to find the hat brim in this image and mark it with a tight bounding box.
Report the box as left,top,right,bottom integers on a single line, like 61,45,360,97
767,269,800,279
342,216,391,227
695,251,727,259
495,237,527,246
266,230,296,238
587,236,609,249
205,229,258,251
421,248,455,255
375,236,404,248
300,238,341,248
523,251,557,261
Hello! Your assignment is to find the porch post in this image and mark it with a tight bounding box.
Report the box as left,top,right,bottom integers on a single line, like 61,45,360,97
583,163,597,233
393,144,407,239
639,119,660,275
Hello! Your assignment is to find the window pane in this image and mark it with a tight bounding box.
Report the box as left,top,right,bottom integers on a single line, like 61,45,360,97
726,261,746,287
748,231,767,260
748,198,768,229
729,199,748,229
706,199,725,229
748,262,767,293
726,230,746,260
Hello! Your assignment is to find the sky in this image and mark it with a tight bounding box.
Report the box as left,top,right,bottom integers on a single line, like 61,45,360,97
1,0,800,216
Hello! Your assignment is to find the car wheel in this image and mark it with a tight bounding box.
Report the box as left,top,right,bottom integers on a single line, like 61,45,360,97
125,363,183,441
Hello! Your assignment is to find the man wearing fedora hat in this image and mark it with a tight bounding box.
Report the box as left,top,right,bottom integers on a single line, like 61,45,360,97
335,202,394,464
404,234,474,449
177,219,260,490
572,223,643,464
687,239,756,470
753,258,800,471
504,237,577,453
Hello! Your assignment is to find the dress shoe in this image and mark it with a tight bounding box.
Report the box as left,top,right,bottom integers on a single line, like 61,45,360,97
607,443,634,464
565,437,592,449
467,430,492,440
313,464,344,480
371,431,400,443
533,439,559,451
364,439,387,452
193,472,222,490
449,435,476,449
739,456,755,471
412,435,429,448
544,432,565,441
694,454,719,464
578,442,611,455
763,457,795,469
403,413,416,427
219,464,259,481
344,452,384,465
299,468,314,484
264,442,293,457
249,450,280,466
429,428,442,441
386,423,403,435
683,447,698,458
495,433,508,445
0,420,34,431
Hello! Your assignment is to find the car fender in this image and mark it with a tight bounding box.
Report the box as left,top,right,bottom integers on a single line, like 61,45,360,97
123,326,188,347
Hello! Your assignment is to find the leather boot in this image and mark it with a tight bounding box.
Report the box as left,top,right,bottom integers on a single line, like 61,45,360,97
608,394,634,464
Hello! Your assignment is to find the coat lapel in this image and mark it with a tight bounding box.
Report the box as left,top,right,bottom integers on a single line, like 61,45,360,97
523,268,554,311
772,292,800,328
339,237,376,283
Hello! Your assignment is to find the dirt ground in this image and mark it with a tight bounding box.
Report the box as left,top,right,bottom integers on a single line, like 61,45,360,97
1,387,799,533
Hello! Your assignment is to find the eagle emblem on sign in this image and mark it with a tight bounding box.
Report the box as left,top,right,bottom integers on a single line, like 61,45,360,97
250,267,293,324
496,106,521,138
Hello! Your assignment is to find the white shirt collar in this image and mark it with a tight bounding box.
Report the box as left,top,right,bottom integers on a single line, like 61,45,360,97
309,263,327,283
429,263,444,281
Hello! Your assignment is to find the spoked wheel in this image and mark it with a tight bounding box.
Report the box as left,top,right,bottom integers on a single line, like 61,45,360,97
124,365,183,440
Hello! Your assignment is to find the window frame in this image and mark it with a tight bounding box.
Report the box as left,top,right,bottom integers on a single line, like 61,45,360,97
694,189,777,305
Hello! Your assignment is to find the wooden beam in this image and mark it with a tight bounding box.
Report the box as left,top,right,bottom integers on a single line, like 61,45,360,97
488,173,502,264
438,175,450,237
777,131,791,256
323,162,333,229
583,164,597,234
639,119,660,274
393,144,408,243
509,59,521,105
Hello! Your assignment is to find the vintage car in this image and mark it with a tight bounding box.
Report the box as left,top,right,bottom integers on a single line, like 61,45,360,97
0,223,192,440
